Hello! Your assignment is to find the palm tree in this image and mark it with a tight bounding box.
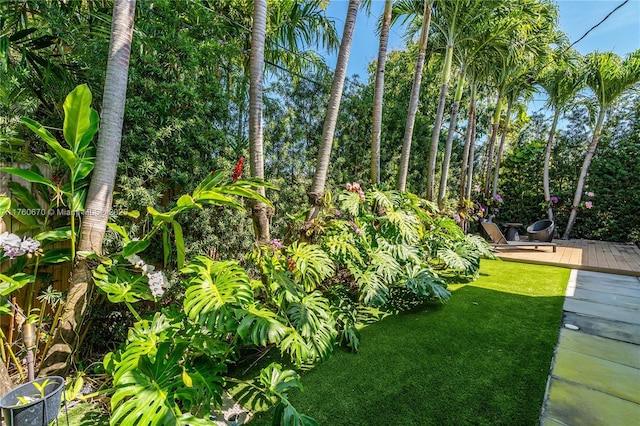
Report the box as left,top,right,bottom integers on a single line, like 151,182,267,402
39,0,136,377
396,0,433,192
538,50,584,221
425,0,489,201
370,0,393,186
307,0,359,221
249,0,270,244
563,50,640,239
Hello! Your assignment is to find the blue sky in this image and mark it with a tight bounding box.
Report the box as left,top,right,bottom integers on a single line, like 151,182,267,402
323,0,640,78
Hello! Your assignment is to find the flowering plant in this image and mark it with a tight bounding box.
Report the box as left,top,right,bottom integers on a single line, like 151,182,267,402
583,191,595,209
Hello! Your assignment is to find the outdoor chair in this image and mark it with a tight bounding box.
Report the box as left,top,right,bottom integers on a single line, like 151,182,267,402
480,222,557,252
527,219,555,242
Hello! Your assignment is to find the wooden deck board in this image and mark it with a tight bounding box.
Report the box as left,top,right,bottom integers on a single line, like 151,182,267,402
494,239,640,276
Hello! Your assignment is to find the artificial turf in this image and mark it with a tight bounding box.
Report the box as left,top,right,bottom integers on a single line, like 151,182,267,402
245,259,570,426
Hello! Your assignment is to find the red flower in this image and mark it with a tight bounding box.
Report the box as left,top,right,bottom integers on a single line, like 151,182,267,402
232,157,244,182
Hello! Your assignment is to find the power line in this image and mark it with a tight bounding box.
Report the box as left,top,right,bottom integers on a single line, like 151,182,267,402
568,0,630,49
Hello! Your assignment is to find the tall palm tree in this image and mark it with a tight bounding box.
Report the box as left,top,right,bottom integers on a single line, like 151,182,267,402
425,0,488,201
563,50,640,239
396,0,432,192
538,51,584,221
370,0,393,186
39,0,136,377
249,0,269,244
307,0,359,221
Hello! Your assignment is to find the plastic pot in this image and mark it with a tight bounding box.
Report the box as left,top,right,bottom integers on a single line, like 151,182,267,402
0,376,65,426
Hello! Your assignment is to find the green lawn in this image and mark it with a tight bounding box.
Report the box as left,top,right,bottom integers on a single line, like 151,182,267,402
246,259,569,426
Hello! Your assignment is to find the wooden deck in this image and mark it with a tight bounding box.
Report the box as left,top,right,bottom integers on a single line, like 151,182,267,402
494,239,640,277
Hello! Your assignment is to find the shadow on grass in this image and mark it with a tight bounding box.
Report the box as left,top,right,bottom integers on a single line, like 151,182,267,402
245,260,569,426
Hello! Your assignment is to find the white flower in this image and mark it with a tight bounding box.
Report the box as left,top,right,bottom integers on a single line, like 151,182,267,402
21,237,41,253
125,254,145,268
0,232,22,248
141,264,155,276
147,271,168,298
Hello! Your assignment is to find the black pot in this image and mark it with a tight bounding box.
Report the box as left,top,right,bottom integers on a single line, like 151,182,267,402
0,376,65,426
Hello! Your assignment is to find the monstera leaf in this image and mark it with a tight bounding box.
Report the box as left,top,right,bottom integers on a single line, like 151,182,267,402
110,342,201,426
93,264,153,304
237,304,288,347
287,243,334,292
182,257,253,327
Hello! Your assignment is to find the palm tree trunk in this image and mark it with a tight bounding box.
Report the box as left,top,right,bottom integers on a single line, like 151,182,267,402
397,1,431,192
370,0,393,186
461,83,476,202
562,108,606,239
465,100,477,201
426,43,454,201
438,70,465,209
249,0,270,244
491,101,512,196
483,94,502,198
544,109,560,220
306,0,359,221
39,0,136,377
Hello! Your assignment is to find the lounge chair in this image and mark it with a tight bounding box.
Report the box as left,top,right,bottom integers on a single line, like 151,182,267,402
480,222,557,252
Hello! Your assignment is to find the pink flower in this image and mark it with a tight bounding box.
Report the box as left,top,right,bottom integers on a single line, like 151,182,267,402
585,201,593,209
269,239,283,249
454,214,461,223
345,183,353,191
349,220,362,235
550,196,559,203
586,191,594,197
334,209,341,217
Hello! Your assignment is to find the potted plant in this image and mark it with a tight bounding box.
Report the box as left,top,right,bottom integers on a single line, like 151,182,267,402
0,376,65,426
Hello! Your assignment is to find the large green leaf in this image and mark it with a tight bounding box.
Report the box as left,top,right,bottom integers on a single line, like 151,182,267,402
7,182,41,210
0,196,11,217
110,343,195,426
182,258,253,326
0,273,32,295
0,167,56,189
35,227,71,244
172,221,185,269
93,264,153,304
122,240,150,258
63,84,93,152
287,242,334,292
39,248,72,264
237,304,288,346
20,117,77,170
107,313,175,383
77,108,100,153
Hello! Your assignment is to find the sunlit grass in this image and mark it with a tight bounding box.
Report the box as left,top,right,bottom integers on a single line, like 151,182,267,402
245,259,569,425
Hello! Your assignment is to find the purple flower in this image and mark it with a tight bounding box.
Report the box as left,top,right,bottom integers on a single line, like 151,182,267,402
454,214,461,223
550,196,559,204
585,201,593,209
334,209,341,217
269,239,283,249
493,208,499,213
493,194,503,203
479,206,485,212
586,191,594,197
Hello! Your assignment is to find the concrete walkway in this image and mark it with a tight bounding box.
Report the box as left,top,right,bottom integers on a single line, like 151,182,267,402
540,270,640,425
